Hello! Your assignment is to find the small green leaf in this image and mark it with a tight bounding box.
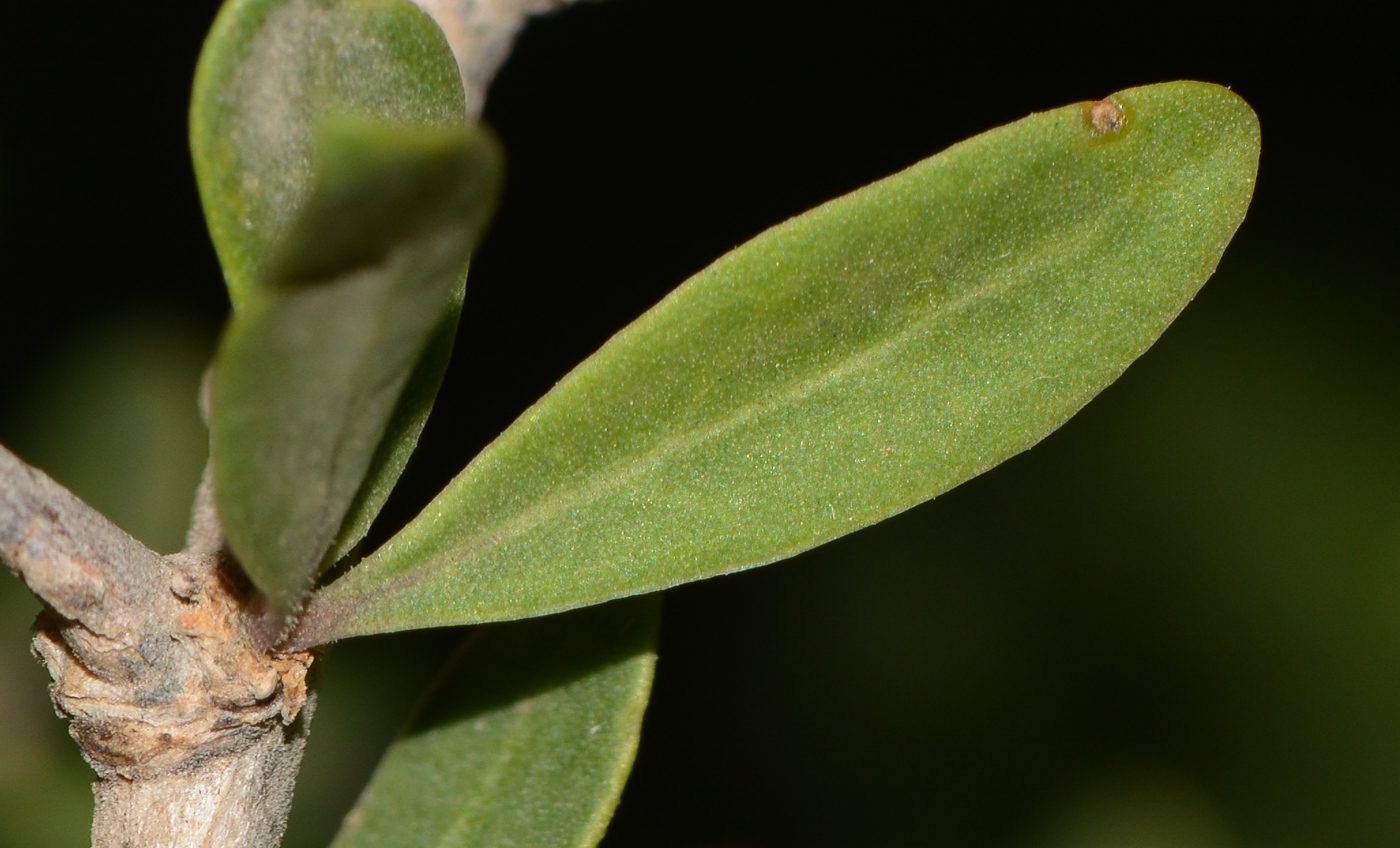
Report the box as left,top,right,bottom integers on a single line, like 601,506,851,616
191,0,469,310
194,0,504,610
329,596,660,848
212,118,502,611
296,81,1259,644
321,293,465,568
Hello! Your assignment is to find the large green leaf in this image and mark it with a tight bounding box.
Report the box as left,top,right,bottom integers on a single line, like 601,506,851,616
212,119,501,612
294,81,1259,645
329,596,660,848
193,0,500,610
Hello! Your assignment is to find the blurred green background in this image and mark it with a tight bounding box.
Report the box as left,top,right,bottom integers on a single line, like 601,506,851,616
0,1,1394,847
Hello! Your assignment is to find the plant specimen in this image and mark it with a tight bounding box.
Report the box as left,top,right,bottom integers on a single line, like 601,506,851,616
0,0,1259,845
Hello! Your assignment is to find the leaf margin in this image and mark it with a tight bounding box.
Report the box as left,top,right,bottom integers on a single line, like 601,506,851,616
327,595,661,848
293,80,1261,646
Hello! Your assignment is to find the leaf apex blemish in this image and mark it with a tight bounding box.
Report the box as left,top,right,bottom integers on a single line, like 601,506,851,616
1089,98,1127,135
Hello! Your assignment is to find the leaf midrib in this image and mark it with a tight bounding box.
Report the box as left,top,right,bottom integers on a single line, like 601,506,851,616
435,698,540,848
329,192,1129,620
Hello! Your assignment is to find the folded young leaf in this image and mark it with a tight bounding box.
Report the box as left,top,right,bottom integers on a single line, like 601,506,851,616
192,0,470,311
194,0,498,613
294,81,1260,645
329,596,659,848
321,292,466,569
212,119,502,612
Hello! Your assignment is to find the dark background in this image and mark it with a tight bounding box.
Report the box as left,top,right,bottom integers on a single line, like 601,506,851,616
0,2,1395,847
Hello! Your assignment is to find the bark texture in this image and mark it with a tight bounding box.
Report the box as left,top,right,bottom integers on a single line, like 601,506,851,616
2,444,314,848
0,4,590,845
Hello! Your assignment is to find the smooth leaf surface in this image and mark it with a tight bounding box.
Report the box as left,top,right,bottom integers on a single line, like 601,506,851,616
330,596,660,848
212,118,502,611
296,81,1259,645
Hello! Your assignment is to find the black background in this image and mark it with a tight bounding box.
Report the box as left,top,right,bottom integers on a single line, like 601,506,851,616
0,2,1392,438
1,2,1396,847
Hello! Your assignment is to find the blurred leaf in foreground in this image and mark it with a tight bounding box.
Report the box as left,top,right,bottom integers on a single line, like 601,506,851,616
211,118,502,613
191,0,469,310
195,0,497,615
330,596,659,848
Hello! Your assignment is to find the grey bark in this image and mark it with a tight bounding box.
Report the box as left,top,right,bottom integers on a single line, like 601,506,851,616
2,443,314,848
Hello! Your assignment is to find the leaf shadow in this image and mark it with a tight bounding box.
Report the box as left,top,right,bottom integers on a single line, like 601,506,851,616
404,594,661,737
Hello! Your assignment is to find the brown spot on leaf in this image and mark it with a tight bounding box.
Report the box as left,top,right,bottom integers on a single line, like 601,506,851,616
1090,98,1126,135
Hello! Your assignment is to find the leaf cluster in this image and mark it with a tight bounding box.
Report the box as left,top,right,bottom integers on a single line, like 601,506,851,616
187,0,1259,843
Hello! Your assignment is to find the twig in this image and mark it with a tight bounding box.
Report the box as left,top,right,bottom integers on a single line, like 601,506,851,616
1,3,577,844
1,442,169,640
3,442,314,848
408,0,590,117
